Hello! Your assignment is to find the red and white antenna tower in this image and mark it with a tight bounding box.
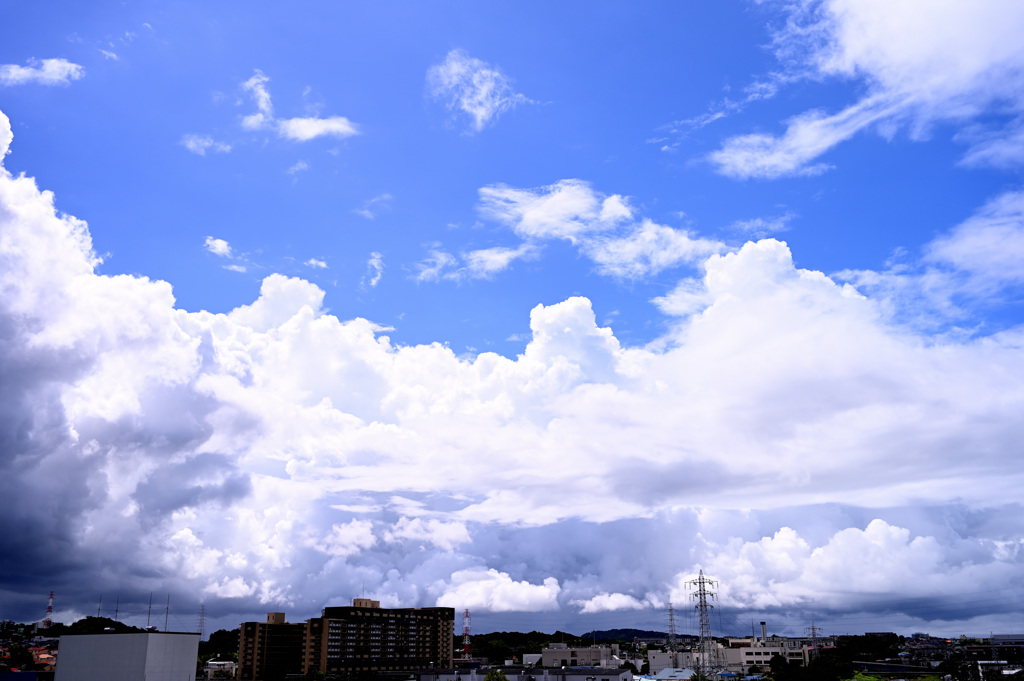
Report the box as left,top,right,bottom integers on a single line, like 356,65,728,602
461,608,471,659
43,591,54,628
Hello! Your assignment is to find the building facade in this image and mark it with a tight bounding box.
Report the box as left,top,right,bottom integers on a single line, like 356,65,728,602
541,644,620,668
239,600,455,680
55,632,200,681
305,599,455,675
239,613,306,681
419,666,631,681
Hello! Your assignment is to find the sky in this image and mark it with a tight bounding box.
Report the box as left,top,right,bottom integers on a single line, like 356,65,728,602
2,0,1024,640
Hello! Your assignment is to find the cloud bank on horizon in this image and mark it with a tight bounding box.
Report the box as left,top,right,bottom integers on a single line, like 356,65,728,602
2,0,1024,637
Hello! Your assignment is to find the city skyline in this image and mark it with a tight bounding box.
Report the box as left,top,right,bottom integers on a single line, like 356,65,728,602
2,2,1024,639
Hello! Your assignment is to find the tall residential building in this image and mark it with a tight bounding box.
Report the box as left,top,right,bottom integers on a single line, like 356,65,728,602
239,613,306,681
239,600,455,681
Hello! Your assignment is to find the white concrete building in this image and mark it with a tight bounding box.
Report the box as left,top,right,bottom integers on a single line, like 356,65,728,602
646,651,694,675
542,644,621,668
55,632,200,681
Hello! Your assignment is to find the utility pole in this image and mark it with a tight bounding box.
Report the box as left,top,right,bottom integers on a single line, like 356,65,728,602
687,570,719,680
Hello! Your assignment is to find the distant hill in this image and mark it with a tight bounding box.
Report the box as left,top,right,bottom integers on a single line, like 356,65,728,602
460,628,700,663
580,628,672,641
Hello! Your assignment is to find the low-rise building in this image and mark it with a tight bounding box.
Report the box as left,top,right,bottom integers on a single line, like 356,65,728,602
54,632,199,681
542,644,620,668
646,650,693,674
204,659,237,678
419,666,631,681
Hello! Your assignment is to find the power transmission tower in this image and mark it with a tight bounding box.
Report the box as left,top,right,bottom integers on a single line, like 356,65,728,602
804,622,823,662
687,570,719,679
667,601,678,653
198,604,206,638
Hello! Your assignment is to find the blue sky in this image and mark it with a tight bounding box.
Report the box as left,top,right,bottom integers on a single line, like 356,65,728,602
3,1,1024,638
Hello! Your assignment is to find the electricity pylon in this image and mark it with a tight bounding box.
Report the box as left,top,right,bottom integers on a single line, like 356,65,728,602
687,570,719,679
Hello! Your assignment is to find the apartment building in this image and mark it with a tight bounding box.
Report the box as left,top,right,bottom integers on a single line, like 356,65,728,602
239,600,454,680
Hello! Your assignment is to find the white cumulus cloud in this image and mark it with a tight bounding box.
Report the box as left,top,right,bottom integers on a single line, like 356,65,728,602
205,236,232,257
435,569,561,612
421,180,724,281
278,116,359,142
4,108,1024,630
0,58,84,86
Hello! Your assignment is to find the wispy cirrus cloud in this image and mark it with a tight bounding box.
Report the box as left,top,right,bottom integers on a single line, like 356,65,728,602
836,188,1024,325
418,243,541,282
180,134,231,156
240,70,274,131
0,58,84,86
239,69,360,142
362,252,384,288
727,211,797,241
354,194,393,220
414,247,459,283
427,49,533,133
709,0,1024,178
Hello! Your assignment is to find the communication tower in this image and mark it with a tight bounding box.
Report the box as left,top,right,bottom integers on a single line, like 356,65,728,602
462,608,471,659
43,592,54,628
687,570,719,679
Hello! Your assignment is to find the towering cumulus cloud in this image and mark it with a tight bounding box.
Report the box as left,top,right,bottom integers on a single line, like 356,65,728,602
2,108,1024,632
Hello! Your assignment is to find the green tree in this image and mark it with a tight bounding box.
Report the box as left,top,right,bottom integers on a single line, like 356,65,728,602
199,628,241,664
5,644,34,669
484,671,509,681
